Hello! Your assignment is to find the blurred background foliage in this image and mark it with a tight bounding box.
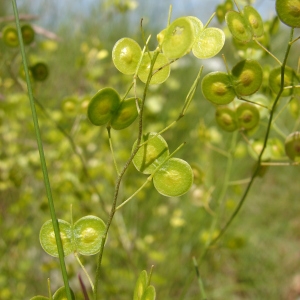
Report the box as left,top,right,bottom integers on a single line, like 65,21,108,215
1,0,300,299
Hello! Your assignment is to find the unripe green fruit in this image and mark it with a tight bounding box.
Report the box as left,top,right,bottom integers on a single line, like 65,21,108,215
2,25,19,47
243,6,264,37
30,62,49,81
285,131,300,161
215,106,238,132
236,103,260,130
226,11,252,42
276,0,300,28
21,24,35,45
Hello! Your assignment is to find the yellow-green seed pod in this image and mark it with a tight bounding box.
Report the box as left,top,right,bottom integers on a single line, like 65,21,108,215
276,0,300,28
202,72,235,105
231,59,263,96
53,286,75,300
285,131,300,161
87,87,121,126
2,25,19,47
215,106,238,132
162,17,196,59
21,24,35,45
236,102,260,130
243,6,264,37
111,97,140,130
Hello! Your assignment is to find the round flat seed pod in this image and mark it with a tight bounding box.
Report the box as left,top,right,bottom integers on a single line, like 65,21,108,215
73,215,106,256
138,52,170,85
162,17,195,59
133,270,148,300
157,28,167,46
276,0,300,28
141,286,156,300
243,6,264,37
192,27,225,59
202,72,235,105
132,132,169,174
215,106,238,132
153,158,193,197
225,10,252,43
231,59,263,96
21,24,35,45
30,62,49,81
216,4,226,23
39,219,73,257
87,87,121,126
112,38,142,75
285,131,300,161
53,286,75,300
289,97,300,118
111,97,140,130
2,25,19,47
269,66,296,97
236,102,260,130
187,16,203,37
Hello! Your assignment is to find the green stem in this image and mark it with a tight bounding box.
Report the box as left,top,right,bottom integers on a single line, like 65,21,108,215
192,257,207,300
253,38,282,66
107,126,120,175
74,253,94,291
12,1,72,299
93,51,160,300
210,28,295,247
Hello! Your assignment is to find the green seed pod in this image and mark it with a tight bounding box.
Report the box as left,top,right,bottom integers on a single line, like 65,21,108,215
73,215,106,256
162,17,195,59
53,286,75,300
269,66,297,97
201,72,235,105
192,27,225,59
236,102,260,130
231,59,263,96
285,131,300,161
2,25,19,47
111,97,140,130
153,158,193,197
187,16,203,37
87,87,121,126
30,62,49,81
61,96,78,116
289,96,300,118
216,4,225,24
157,28,167,46
276,0,300,28
133,270,148,300
112,38,142,75
243,6,264,37
138,52,170,85
39,219,73,257
21,24,35,45
132,132,169,174
215,106,238,132
225,10,252,43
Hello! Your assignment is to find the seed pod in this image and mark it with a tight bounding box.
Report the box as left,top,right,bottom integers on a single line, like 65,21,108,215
73,215,106,256
243,6,264,37
39,219,73,257
216,4,225,24
202,72,235,105
276,0,300,28
225,10,252,43
162,17,195,59
285,131,300,161
215,106,238,132
231,59,263,96
30,62,49,81
132,132,169,174
2,25,19,47
87,87,121,126
153,158,193,197
138,52,170,85
192,27,225,59
53,286,75,300
112,38,142,75
236,102,260,130
21,24,35,45
110,97,140,130
269,66,297,97
187,16,203,37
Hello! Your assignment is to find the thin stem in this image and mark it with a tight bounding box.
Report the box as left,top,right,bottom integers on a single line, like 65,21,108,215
203,12,216,29
290,35,300,45
253,38,282,66
12,1,72,300
233,0,242,13
93,51,160,300
107,126,120,175
238,97,270,110
168,5,172,26
74,253,94,291
260,161,299,166
48,278,52,300
192,257,207,300
210,28,295,247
